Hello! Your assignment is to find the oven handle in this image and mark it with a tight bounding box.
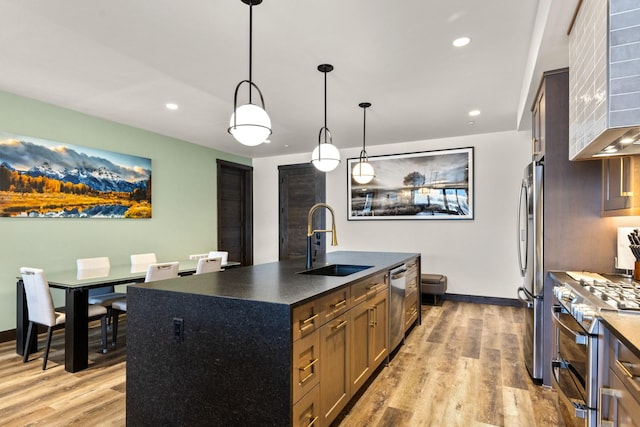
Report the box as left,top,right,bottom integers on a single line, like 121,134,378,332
551,305,588,346
551,361,588,420
517,287,533,309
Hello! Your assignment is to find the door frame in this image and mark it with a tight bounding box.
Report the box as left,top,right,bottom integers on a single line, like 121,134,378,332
217,159,253,266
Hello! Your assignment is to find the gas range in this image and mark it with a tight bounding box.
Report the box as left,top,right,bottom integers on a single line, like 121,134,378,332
553,271,640,333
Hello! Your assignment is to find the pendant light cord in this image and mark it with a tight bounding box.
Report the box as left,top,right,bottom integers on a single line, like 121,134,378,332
248,2,253,104
323,70,327,143
362,106,366,155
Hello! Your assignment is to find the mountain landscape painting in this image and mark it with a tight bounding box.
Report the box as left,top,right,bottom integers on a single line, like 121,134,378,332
0,131,151,218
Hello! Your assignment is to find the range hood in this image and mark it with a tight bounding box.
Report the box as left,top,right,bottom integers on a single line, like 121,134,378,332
568,0,640,160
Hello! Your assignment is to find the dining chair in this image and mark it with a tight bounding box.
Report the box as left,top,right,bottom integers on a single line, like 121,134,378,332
130,252,157,273
112,261,179,346
20,267,108,370
77,257,126,325
196,257,222,274
208,251,229,265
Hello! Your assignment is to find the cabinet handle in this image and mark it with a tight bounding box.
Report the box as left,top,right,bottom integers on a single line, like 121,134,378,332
599,386,622,427
369,307,375,327
302,313,318,324
367,283,385,295
620,157,633,197
300,358,318,372
331,299,347,309
333,320,347,330
300,313,318,332
307,415,319,427
299,358,318,384
615,359,640,379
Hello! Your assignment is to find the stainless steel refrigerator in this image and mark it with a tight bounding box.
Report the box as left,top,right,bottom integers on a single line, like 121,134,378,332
517,162,544,384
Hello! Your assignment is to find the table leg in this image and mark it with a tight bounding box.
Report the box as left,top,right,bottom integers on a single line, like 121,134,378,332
65,288,89,373
16,279,37,356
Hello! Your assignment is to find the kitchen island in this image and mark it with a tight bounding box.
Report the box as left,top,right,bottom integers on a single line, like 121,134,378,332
125,251,420,426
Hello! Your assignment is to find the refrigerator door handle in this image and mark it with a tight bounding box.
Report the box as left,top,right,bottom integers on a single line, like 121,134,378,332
517,286,534,309
517,180,528,277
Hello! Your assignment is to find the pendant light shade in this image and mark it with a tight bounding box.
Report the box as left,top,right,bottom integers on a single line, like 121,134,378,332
352,102,375,184
228,0,272,146
229,102,271,146
311,64,341,172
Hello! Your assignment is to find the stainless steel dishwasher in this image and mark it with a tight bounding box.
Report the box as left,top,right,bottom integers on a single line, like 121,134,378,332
389,264,407,352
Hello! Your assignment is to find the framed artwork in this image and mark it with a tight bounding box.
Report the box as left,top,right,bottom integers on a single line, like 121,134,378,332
348,147,473,220
0,130,152,218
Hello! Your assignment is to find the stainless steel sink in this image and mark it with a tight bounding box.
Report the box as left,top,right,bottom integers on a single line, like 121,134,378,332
299,264,372,277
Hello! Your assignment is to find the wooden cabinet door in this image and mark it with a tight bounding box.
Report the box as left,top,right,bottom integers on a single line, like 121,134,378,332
292,330,320,404
602,369,640,427
320,313,350,426
532,86,545,160
292,384,320,427
349,301,372,392
603,157,630,211
371,290,389,368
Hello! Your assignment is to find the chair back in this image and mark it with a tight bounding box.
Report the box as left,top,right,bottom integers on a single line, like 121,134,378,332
196,257,222,274
20,267,57,327
208,251,228,265
77,256,111,281
145,262,179,282
131,253,157,273
76,256,110,270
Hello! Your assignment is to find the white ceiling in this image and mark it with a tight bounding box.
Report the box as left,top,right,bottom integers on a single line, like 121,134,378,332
0,0,578,159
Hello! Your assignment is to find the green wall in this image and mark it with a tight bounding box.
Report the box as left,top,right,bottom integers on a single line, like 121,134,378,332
0,90,250,332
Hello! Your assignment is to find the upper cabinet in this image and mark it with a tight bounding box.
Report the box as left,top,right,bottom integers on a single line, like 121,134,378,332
569,0,640,160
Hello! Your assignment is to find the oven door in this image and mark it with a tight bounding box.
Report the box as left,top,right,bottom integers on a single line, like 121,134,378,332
551,305,593,427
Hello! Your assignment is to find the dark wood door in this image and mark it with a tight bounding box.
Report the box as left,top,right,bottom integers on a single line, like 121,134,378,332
217,160,253,266
278,163,325,261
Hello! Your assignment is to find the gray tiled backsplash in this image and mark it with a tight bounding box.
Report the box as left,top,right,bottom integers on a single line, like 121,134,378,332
610,9,640,30
570,0,640,159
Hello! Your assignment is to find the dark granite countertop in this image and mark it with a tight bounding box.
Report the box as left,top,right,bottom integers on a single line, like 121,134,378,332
599,311,640,357
128,251,418,307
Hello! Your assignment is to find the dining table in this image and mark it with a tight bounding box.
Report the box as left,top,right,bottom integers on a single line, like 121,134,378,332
16,259,240,372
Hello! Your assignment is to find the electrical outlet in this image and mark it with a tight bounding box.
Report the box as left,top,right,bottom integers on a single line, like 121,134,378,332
173,317,184,342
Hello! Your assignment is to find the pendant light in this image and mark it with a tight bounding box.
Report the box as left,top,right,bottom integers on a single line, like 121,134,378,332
228,0,271,146
352,102,375,184
311,64,341,172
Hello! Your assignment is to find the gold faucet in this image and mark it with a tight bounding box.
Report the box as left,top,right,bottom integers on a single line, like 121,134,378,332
306,203,338,268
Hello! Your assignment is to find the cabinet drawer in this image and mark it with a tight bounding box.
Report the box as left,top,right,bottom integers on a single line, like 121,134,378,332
292,384,320,427
610,336,640,403
406,270,418,298
404,291,418,331
320,286,350,325
351,272,388,306
602,368,640,427
293,299,321,341
292,330,320,404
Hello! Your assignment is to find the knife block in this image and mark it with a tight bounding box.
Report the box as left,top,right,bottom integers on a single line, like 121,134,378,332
634,261,640,281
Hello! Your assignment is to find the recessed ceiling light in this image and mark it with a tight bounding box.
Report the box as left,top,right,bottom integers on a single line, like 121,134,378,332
453,37,471,47
621,137,635,144
165,103,179,110
468,109,481,117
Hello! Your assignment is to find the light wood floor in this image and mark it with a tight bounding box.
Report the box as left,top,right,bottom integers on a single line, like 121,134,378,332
0,301,565,426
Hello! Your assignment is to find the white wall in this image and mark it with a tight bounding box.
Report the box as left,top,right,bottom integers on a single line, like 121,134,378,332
253,130,531,299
